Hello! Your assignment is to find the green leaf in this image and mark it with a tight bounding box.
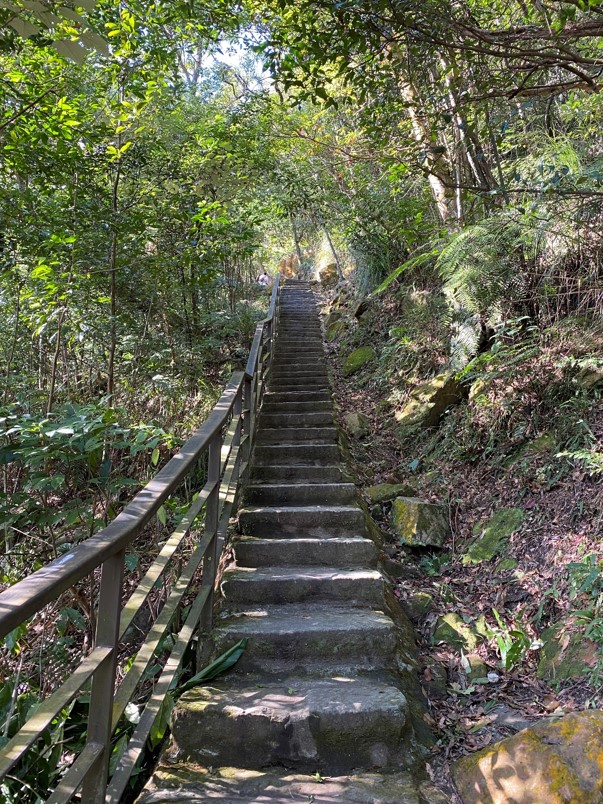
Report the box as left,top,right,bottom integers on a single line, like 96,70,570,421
175,639,248,696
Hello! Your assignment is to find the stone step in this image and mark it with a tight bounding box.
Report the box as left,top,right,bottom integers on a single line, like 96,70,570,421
222,566,383,606
260,411,333,428
256,427,338,445
260,400,333,414
244,482,356,506
270,378,330,390
252,444,341,465
233,535,376,567
210,605,396,671
238,504,365,536
270,372,329,383
250,464,343,483
263,390,331,403
169,677,408,772
139,765,421,804
271,360,327,370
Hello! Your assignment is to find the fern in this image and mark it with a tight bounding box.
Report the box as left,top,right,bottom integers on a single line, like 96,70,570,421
436,215,535,322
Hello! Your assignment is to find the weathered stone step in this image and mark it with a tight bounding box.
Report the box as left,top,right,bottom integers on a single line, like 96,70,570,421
270,372,329,383
271,360,327,370
211,605,396,671
244,482,355,506
263,390,331,403
233,535,376,567
252,444,340,465
270,378,330,390
222,566,383,606
239,504,365,536
250,464,343,483
261,400,332,414
260,411,333,428
138,765,422,804
256,426,337,445
169,677,408,772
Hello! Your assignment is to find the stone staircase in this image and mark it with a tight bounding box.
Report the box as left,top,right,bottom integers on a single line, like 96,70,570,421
139,281,430,803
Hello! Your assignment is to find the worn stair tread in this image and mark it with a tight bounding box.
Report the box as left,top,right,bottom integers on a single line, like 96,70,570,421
250,465,344,483
169,677,408,772
244,482,355,506
138,765,421,804
233,536,375,567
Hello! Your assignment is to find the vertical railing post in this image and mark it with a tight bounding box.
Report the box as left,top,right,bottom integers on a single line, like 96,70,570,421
200,433,221,633
241,374,253,475
80,550,124,804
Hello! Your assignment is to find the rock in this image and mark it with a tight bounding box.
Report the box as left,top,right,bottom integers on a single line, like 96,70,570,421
575,362,603,389
433,613,480,652
527,433,557,453
319,262,339,286
326,320,346,342
402,592,434,622
343,346,376,377
395,373,464,437
365,483,417,504
423,662,448,699
354,299,371,319
496,557,518,572
464,653,489,682
324,310,342,329
537,620,599,681
453,711,603,804
462,508,524,565
344,411,370,439
390,497,450,548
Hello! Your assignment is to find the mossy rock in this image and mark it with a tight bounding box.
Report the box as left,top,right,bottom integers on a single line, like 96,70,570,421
344,411,370,439
319,262,338,286
462,508,524,565
453,711,603,803
324,310,342,329
433,612,482,651
403,591,435,622
390,497,450,548
342,346,376,377
395,372,463,438
365,483,417,504
464,653,490,682
326,320,346,342
537,621,599,681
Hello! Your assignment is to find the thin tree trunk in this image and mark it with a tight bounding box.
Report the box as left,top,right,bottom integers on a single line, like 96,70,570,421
290,212,303,270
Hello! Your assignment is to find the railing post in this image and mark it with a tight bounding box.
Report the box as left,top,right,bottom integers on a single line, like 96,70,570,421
241,374,253,477
80,550,124,804
200,433,221,633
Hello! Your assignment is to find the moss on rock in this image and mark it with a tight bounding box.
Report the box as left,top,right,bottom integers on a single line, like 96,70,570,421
342,346,376,377
463,507,524,565
390,497,450,548
453,711,603,804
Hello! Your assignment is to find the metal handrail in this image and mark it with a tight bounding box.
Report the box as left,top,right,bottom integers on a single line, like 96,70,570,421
0,273,281,803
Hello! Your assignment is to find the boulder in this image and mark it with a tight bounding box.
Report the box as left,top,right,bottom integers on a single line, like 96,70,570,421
537,620,599,681
402,591,434,622
319,262,339,286
453,711,603,804
324,310,342,329
344,411,370,439
395,372,463,438
277,253,299,278
342,346,376,377
390,496,450,548
354,298,371,320
462,508,524,565
433,612,481,652
365,483,417,504
575,362,603,389
326,320,346,342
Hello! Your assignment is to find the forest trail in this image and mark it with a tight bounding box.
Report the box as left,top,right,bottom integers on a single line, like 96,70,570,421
139,280,430,802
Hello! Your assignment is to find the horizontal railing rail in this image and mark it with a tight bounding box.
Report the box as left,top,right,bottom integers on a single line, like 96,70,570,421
0,274,281,803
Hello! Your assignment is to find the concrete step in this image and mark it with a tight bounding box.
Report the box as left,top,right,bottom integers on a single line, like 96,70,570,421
256,427,338,445
238,504,365,536
244,482,356,506
169,677,408,772
139,765,422,804
260,411,333,428
233,535,376,567
263,390,331,403
211,605,396,671
222,566,383,606
270,378,330,391
271,360,328,370
261,400,333,413
250,464,343,483
252,444,341,465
